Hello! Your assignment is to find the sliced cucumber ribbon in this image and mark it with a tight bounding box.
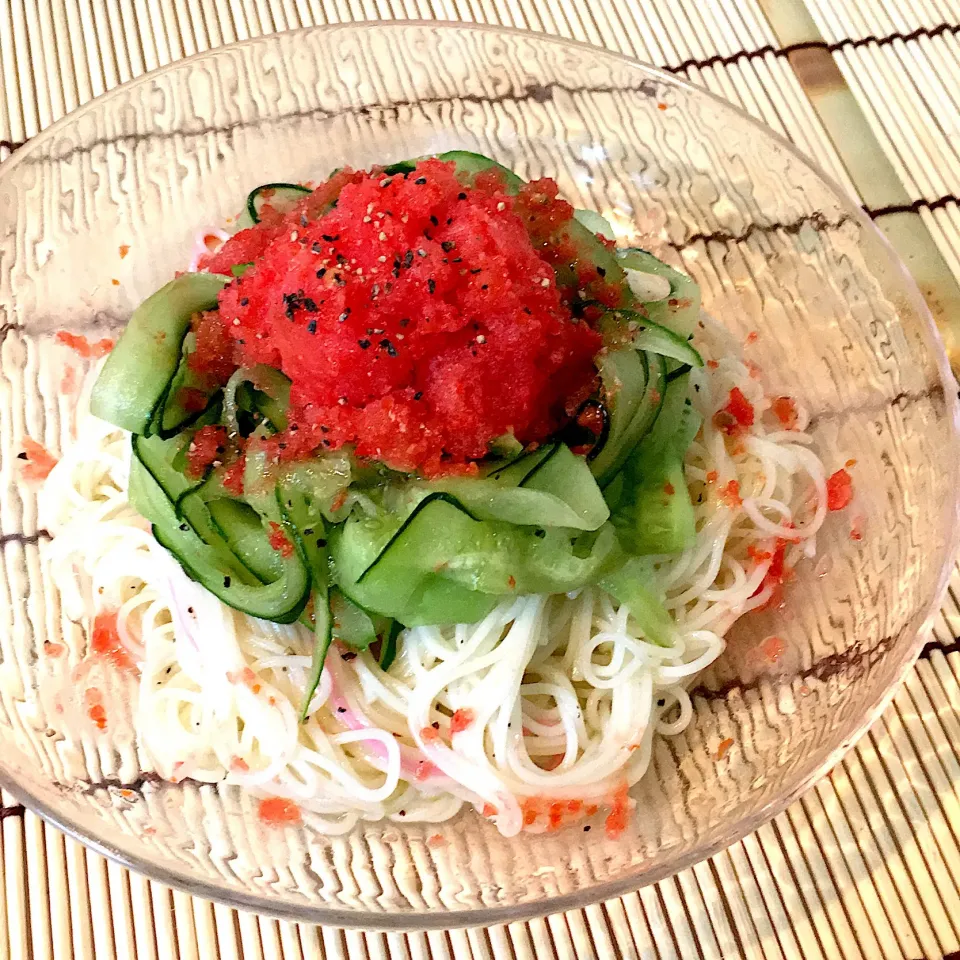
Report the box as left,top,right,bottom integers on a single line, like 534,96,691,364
91,273,229,435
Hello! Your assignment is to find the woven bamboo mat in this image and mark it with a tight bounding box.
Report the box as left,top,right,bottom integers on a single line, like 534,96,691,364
4,0,960,957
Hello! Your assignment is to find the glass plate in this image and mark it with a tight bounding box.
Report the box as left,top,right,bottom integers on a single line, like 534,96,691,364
0,21,957,928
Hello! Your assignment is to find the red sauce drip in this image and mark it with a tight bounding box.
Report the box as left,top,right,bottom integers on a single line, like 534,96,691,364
750,538,794,610
84,687,108,729
20,437,58,481
715,738,734,761
267,522,294,558
759,635,786,664
91,610,136,670
604,784,630,839
222,457,246,495
56,331,114,358
186,425,227,478
713,387,755,436
826,468,853,511
771,396,798,430
450,708,474,735
718,479,742,508
188,310,237,387
258,797,302,825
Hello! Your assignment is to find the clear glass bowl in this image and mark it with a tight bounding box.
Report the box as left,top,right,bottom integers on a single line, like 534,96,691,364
0,22,957,929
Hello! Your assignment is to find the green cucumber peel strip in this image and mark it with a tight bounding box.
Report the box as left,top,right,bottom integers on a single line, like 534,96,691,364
615,247,701,337
300,594,332,722
573,208,616,240
600,309,703,367
332,490,619,626
591,352,667,488
608,375,702,556
207,497,284,583
245,182,311,225
598,557,675,647
281,487,331,720
431,443,609,531
131,456,311,622
90,273,229,435
378,620,402,671
356,493,482,584
155,334,226,439
224,365,291,436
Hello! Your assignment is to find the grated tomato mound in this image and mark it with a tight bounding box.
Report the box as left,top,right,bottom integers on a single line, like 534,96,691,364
199,159,602,476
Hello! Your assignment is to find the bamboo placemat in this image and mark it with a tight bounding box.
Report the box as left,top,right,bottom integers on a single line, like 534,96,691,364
4,1,960,957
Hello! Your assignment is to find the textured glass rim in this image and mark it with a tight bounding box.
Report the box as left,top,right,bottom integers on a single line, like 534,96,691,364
1,19,958,931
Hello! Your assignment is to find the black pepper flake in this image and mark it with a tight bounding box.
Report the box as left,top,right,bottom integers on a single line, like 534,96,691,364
240,297,249,306
337,707,346,713
179,522,189,531
303,528,314,536
16,451,27,460
481,284,488,290
341,651,357,661
413,391,423,400
316,267,326,279
311,241,322,253
446,217,452,225
441,240,456,252
427,279,436,295
597,266,606,277
523,306,532,314
470,268,482,275
317,538,327,547
399,317,410,327
583,825,591,832
431,721,440,730
321,233,339,242
414,177,427,185
307,320,317,334
380,339,398,357
300,214,309,227
403,250,414,269
534,529,546,539
358,339,370,349
399,810,406,816
334,274,345,286
429,215,439,226
303,298,318,311
458,192,467,200
278,441,287,450
223,576,231,588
